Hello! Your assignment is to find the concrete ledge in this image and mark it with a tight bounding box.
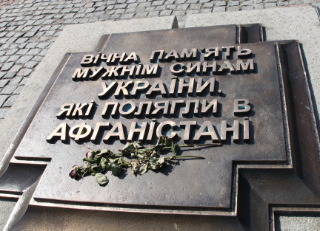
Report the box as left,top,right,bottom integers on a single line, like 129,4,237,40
0,16,177,170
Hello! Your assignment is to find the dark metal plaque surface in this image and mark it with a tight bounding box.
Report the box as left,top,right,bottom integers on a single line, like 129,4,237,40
10,26,291,214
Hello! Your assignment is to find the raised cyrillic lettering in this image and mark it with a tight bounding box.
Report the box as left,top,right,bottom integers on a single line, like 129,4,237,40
141,64,159,76
236,59,254,72
181,48,197,60
150,50,164,62
180,121,197,141
178,78,194,96
57,103,74,118
98,82,118,98
69,123,92,141
170,100,185,115
182,100,199,116
201,99,218,114
81,55,94,65
72,68,90,80
204,47,219,60
114,81,133,97
194,121,219,141
170,63,185,75
220,120,239,141
134,101,152,115
156,121,177,139
196,78,215,96
131,80,149,96
101,102,119,117
119,101,136,115
90,122,110,142
222,46,235,58
234,99,251,114
152,101,170,115
127,122,148,140
46,123,68,142
164,50,179,61
72,103,88,117
237,46,252,57
146,80,167,97
104,122,125,141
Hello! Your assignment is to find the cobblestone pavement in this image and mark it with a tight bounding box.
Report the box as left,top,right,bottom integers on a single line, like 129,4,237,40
0,0,319,123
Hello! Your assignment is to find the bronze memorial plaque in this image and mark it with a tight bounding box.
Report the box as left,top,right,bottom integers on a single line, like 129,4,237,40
5,26,320,219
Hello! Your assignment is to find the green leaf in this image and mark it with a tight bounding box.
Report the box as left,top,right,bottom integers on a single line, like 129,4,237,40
122,142,134,151
83,158,96,164
100,157,110,171
132,141,144,149
95,173,109,185
139,163,148,175
157,157,166,165
111,163,122,176
131,161,139,175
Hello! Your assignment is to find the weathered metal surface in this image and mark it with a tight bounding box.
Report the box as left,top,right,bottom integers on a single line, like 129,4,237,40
10,26,289,214
0,26,319,226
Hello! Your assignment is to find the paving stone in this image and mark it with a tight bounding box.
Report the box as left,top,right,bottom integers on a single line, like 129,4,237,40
187,0,199,3
16,56,33,64
0,37,8,44
8,77,23,86
15,38,28,44
160,10,173,16
172,10,186,16
121,13,134,19
1,62,14,71
0,56,9,63
7,55,20,62
155,5,166,10
149,11,160,16
0,80,8,88
5,49,18,56
0,72,5,79
203,2,214,7
17,48,31,55
177,4,189,10
201,8,212,13
166,4,176,9
289,0,303,4
114,3,127,9
3,72,15,79
264,2,277,7
242,1,254,5
190,3,201,9
227,5,240,11
26,49,40,56
242,5,254,10
2,95,18,107
134,11,148,18
152,0,165,5
126,7,136,13
228,1,240,6
127,3,138,8
0,85,16,95
17,68,32,77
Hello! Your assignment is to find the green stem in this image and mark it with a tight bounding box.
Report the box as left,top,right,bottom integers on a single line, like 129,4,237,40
174,155,205,159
